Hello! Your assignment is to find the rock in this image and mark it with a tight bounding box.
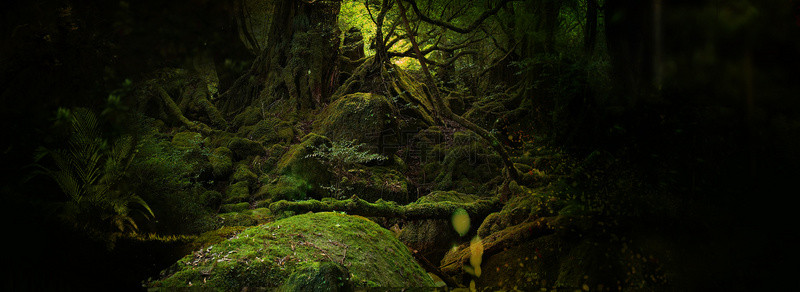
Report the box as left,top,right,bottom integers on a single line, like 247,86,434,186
273,133,333,197
224,181,250,203
314,92,398,155
340,166,410,203
149,212,435,289
171,131,203,149
231,163,258,187
209,147,233,179
227,137,265,159
279,262,354,292
254,175,312,202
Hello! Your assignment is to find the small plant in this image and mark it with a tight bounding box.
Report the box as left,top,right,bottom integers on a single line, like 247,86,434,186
34,108,154,236
306,140,386,198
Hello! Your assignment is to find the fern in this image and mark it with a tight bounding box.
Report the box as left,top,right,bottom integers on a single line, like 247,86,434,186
34,108,154,235
306,140,386,198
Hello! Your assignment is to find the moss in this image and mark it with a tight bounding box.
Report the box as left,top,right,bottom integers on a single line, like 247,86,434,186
274,133,333,196
171,131,203,149
231,163,258,187
219,202,250,213
341,166,410,203
244,117,296,144
253,144,288,174
242,207,273,224
209,147,233,178
149,212,435,289
188,226,248,251
254,175,311,202
279,261,354,292
225,181,251,203
418,191,480,203
231,106,263,129
313,92,398,155
228,137,265,160
200,190,223,208
217,211,258,227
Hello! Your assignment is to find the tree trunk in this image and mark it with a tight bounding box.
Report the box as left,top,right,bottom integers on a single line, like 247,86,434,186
604,0,655,107
217,0,341,115
585,0,598,55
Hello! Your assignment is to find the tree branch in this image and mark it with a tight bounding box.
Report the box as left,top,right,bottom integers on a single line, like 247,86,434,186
403,0,519,34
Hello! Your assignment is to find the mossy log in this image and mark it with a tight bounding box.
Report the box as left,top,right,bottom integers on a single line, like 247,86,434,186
269,195,501,221
439,217,556,275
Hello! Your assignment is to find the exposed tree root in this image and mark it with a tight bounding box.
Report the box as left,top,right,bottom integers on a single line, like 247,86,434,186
155,86,213,135
439,217,555,275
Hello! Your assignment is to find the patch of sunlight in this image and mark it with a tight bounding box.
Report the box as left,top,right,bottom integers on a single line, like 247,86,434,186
451,208,470,236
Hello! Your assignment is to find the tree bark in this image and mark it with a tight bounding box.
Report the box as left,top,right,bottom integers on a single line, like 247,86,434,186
217,0,341,115
585,0,598,55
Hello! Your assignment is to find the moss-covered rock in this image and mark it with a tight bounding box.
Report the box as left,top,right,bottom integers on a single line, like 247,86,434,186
187,226,247,252
149,212,435,289
254,175,312,202
279,261,354,292
313,92,398,155
219,202,250,214
171,131,203,149
274,133,333,197
227,137,265,159
241,116,296,144
398,191,480,264
340,166,410,203
217,210,258,227
231,162,258,187
209,147,234,179
200,190,223,208
224,181,250,203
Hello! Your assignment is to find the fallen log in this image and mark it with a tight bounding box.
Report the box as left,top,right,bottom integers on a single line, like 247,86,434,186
269,195,501,221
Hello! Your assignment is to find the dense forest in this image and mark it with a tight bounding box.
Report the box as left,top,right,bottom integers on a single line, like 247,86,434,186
2,0,799,290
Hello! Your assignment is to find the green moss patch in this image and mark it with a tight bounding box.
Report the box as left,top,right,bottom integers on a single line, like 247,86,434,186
274,133,333,196
255,175,311,202
149,212,435,289
224,181,251,203
313,92,398,154
171,131,203,149
209,147,234,179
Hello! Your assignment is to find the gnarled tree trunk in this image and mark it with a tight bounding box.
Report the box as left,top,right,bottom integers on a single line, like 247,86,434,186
217,0,341,116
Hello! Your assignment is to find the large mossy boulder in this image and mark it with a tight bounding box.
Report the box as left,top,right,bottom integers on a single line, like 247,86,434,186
279,261,354,292
273,133,333,197
314,92,398,155
149,212,435,289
